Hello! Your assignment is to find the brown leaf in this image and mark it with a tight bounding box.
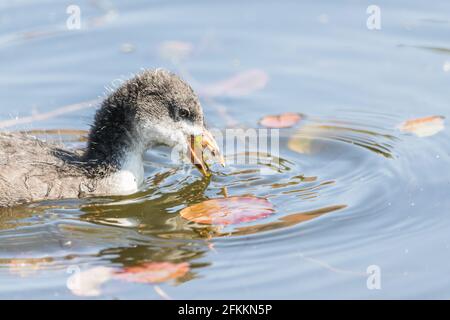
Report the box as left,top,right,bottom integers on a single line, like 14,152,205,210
399,115,445,137
259,112,302,128
180,196,275,225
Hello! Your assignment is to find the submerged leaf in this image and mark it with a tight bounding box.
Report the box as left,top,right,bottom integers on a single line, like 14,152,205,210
259,112,302,128
158,41,193,62
399,115,445,137
200,69,269,97
67,266,114,297
287,124,322,154
180,196,275,225
114,262,190,284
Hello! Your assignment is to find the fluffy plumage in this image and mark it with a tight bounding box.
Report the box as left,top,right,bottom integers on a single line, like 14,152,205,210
0,69,206,207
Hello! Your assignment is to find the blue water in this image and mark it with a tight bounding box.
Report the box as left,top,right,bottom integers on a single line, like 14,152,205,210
0,0,450,299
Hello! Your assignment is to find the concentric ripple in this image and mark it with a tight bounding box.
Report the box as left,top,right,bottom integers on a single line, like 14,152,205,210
0,108,449,298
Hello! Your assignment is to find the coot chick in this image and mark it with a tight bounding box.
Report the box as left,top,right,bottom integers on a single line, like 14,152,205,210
0,69,223,207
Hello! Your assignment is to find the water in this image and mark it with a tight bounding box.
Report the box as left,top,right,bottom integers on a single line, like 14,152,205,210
0,0,450,299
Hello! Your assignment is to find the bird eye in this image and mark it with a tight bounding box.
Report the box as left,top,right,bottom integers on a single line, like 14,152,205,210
179,108,190,118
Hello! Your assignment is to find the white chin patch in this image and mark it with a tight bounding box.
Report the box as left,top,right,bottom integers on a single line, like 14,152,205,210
141,123,183,147
142,121,202,147
139,120,203,165
181,122,203,136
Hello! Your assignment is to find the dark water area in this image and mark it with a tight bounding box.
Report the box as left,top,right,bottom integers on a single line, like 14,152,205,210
0,0,450,299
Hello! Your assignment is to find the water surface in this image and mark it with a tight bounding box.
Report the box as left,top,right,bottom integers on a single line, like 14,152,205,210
1,0,450,299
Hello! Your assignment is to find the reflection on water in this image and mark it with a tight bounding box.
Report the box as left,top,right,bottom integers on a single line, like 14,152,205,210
0,111,412,296
1,0,450,299
221,205,347,237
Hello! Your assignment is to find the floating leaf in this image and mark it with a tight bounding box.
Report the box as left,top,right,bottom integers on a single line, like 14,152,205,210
67,266,114,297
180,196,275,225
259,112,302,128
114,262,190,284
200,69,269,98
399,115,445,137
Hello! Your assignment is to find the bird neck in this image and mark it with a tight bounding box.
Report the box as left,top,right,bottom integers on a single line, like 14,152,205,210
104,147,145,194
82,100,146,192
